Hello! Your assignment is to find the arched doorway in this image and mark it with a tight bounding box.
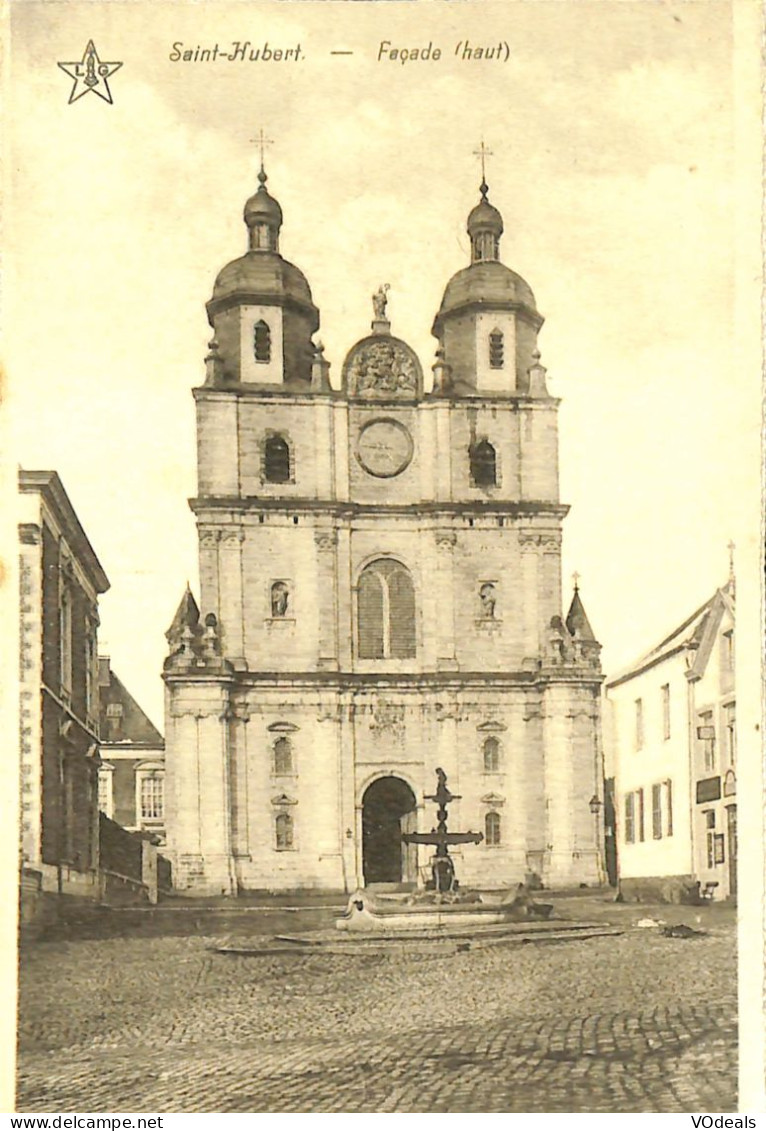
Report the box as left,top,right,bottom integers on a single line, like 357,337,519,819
362,777,417,886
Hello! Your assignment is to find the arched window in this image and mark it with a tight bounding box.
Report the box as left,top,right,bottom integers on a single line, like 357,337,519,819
274,737,293,775
483,737,500,773
470,440,497,487
254,320,271,362
485,811,501,846
357,559,416,659
264,435,291,483
489,330,504,369
275,812,294,850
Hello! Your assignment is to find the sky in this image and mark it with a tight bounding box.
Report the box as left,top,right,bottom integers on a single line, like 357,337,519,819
5,0,761,729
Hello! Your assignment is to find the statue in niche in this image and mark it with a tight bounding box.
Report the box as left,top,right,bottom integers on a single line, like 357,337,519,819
271,581,289,618
479,582,497,619
372,283,390,319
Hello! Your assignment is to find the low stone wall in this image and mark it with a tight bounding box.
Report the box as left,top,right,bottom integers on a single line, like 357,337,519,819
619,874,698,904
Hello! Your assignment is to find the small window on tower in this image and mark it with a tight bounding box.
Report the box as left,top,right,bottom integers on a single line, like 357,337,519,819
264,435,291,483
489,330,504,369
254,320,271,363
470,440,497,487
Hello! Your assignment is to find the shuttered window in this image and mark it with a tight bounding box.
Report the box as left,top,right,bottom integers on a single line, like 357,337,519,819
254,320,271,362
470,440,497,487
264,435,290,483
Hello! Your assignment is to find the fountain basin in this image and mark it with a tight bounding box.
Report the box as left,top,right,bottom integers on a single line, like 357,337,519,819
335,889,553,933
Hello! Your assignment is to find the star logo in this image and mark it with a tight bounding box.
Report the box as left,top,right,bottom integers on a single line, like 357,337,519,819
58,40,122,105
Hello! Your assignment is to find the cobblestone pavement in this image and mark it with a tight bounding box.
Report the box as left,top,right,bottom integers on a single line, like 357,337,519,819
17,908,737,1113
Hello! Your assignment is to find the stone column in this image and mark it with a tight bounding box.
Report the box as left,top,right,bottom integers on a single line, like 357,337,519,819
435,531,458,670
218,528,246,667
314,529,339,670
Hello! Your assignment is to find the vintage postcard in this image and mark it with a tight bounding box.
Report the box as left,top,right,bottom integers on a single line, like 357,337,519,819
3,0,763,1117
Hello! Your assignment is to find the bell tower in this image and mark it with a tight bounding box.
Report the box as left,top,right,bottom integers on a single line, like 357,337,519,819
205,165,319,388
431,180,544,396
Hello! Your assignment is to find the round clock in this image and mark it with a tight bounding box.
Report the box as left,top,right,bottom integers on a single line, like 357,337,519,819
356,418,413,478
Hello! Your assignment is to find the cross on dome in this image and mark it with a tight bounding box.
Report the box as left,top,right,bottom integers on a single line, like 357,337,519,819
250,127,274,180
473,139,493,197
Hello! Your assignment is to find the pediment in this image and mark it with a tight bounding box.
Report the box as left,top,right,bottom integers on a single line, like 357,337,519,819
267,722,300,733
271,793,298,807
476,721,507,733
480,793,505,806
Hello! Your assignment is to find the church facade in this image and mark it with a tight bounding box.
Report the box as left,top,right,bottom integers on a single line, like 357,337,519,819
163,166,605,896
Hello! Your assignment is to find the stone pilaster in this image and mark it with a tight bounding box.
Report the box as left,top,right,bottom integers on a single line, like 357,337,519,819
165,680,236,895
435,531,458,670
314,529,339,670
542,682,601,887
519,532,541,661
218,528,246,666
198,528,220,620
230,702,251,861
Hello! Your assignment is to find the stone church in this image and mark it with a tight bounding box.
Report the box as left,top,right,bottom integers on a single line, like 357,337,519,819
163,164,605,896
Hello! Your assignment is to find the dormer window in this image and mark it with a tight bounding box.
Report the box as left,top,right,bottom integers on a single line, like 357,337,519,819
470,440,497,488
254,320,271,363
489,330,504,369
264,435,291,483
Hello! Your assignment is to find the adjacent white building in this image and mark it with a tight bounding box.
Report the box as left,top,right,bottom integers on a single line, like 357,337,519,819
605,579,736,902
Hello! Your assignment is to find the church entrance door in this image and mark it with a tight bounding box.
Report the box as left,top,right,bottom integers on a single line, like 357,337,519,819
362,777,417,886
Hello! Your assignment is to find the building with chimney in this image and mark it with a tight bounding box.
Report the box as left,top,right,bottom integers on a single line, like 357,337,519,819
163,166,605,896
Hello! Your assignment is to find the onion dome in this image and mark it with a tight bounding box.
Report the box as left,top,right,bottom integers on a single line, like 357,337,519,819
431,181,540,340
244,167,283,238
432,261,539,339
206,166,318,331
467,180,504,256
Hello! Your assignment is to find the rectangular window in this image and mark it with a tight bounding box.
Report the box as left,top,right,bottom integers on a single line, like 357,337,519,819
725,703,736,767
652,783,663,840
661,684,671,741
140,775,164,821
59,589,73,693
635,699,644,749
97,770,113,818
665,779,673,837
698,711,716,772
637,787,645,842
624,793,635,844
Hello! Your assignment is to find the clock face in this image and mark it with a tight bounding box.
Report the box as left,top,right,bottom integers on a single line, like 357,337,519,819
356,418,413,478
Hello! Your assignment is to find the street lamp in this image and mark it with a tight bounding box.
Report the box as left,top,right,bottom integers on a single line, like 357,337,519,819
589,794,602,816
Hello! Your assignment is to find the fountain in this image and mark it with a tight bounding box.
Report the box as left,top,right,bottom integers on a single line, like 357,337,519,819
336,769,553,933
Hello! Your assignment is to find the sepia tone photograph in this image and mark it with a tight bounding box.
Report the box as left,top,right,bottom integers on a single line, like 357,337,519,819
4,0,763,1116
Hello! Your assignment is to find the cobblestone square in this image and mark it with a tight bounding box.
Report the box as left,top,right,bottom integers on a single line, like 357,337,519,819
17,900,737,1113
